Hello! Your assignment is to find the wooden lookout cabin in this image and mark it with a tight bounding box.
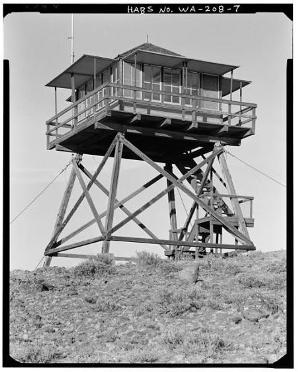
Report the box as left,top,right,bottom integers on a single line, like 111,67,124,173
44,42,257,265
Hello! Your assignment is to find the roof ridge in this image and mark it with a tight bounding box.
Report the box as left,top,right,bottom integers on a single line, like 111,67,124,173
116,42,183,59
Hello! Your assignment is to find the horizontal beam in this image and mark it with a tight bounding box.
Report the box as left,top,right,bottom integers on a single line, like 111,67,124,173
53,253,136,261
109,235,256,251
46,236,106,255
95,122,240,146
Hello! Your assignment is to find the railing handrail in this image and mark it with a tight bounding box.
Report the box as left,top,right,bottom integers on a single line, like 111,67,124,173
47,81,257,125
46,81,110,124
109,82,258,108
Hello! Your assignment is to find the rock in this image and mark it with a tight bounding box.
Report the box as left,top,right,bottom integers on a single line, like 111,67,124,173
178,262,200,283
242,306,270,322
231,315,242,324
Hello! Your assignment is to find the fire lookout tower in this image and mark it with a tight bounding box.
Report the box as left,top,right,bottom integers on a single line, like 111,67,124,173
44,43,257,266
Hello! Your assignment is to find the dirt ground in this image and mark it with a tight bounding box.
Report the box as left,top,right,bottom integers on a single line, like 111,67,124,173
9,250,286,365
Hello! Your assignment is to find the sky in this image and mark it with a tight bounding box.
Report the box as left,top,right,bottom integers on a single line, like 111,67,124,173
5,10,292,270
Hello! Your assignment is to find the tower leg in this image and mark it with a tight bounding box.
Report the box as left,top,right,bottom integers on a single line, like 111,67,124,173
102,135,124,253
165,163,178,255
43,160,77,267
218,151,250,239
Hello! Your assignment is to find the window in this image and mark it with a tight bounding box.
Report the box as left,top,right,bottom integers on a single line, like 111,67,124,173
185,71,200,106
201,74,219,110
143,65,161,101
164,68,181,104
123,62,142,98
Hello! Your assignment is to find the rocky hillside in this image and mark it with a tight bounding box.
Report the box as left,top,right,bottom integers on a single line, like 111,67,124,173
9,250,286,365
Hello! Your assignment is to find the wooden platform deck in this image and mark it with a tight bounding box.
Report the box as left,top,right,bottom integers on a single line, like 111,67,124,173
46,83,257,162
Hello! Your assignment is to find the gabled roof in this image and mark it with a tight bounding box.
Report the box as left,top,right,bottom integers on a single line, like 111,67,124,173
116,42,183,59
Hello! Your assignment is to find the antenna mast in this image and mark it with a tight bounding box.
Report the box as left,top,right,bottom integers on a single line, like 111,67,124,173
71,14,75,63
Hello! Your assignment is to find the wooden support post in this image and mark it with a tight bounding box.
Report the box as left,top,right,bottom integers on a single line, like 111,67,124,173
54,87,58,138
218,151,250,239
228,70,233,126
102,134,124,253
133,53,137,113
239,81,242,125
44,165,77,267
71,73,78,127
165,164,178,244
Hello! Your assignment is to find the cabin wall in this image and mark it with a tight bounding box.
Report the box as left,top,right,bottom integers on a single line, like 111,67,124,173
75,61,222,123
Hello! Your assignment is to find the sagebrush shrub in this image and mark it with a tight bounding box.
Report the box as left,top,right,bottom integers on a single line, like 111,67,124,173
73,253,115,277
136,251,163,267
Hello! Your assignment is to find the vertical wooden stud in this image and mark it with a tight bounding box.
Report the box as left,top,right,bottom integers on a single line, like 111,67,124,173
44,164,77,267
165,163,178,243
102,135,124,253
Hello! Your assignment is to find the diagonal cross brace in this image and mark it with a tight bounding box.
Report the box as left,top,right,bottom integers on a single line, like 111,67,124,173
108,145,224,237
45,136,118,250
53,174,163,248
121,137,253,246
176,152,216,243
79,164,168,250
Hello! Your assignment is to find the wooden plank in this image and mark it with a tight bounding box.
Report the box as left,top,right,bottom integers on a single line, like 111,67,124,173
160,118,171,128
94,121,241,146
55,145,73,152
79,164,168,250
108,147,223,236
54,253,137,262
130,113,141,124
109,235,255,251
165,164,178,241
102,135,124,253
44,166,77,267
46,236,106,255
122,137,253,245
218,151,250,238
72,159,105,235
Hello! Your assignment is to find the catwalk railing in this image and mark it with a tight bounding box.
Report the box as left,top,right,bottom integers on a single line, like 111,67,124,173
46,82,257,146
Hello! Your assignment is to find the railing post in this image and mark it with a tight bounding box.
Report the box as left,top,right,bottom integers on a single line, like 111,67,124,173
133,53,137,114
54,87,58,138
250,199,253,219
239,81,242,126
252,107,256,134
71,73,78,127
229,69,233,126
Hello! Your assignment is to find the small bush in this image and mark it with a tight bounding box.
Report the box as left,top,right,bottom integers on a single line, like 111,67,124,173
11,346,63,363
73,253,115,278
95,297,121,312
155,287,204,316
238,272,286,290
127,348,161,363
162,329,185,349
136,251,163,267
224,262,243,275
237,273,267,288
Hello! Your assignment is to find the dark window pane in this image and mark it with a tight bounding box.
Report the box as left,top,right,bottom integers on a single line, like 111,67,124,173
152,66,161,83
144,65,151,82
172,70,180,86
164,70,171,85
